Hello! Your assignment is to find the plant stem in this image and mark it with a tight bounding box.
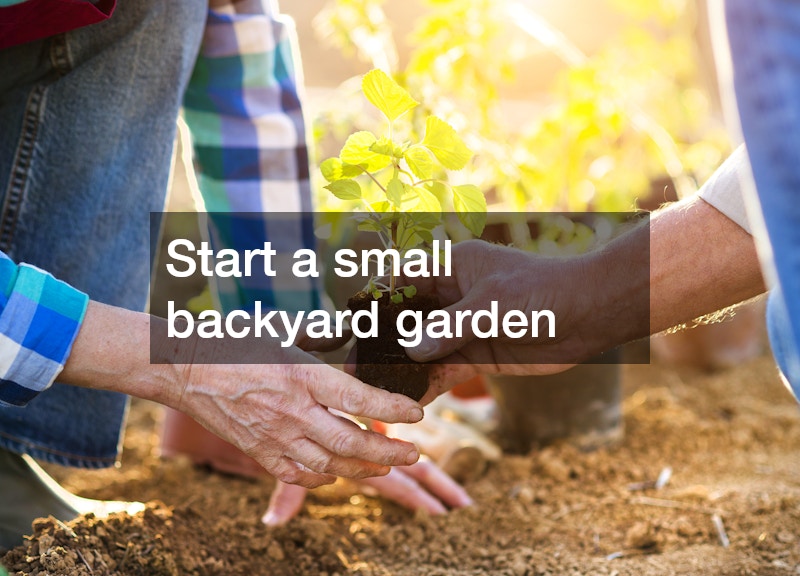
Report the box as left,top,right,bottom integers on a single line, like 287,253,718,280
390,220,398,295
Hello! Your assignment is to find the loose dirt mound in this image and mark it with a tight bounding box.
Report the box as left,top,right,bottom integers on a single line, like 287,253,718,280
3,354,800,575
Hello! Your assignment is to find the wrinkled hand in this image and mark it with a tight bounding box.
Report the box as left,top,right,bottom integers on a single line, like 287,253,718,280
160,330,424,489
262,458,473,526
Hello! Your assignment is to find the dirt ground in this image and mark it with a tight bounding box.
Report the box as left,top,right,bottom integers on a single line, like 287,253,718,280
2,345,800,575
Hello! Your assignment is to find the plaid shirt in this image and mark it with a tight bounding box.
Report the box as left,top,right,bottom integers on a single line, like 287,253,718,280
0,0,320,407
184,0,320,315
0,253,88,407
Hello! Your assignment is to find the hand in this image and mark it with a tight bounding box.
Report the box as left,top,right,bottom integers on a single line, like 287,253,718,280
403,237,651,402
262,458,473,526
379,241,592,402
170,333,425,487
63,302,422,489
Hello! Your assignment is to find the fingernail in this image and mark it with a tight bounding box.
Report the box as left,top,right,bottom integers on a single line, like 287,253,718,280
262,511,281,526
408,406,424,423
458,493,474,507
412,338,434,360
406,447,420,465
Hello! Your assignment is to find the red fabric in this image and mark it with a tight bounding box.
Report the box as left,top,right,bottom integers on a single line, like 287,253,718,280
0,0,115,50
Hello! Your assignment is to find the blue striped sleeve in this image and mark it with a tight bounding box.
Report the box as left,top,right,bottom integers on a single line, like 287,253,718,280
0,252,89,407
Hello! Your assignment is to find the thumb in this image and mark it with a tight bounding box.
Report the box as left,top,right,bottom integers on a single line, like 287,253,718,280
262,481,308,526
406,293,486,362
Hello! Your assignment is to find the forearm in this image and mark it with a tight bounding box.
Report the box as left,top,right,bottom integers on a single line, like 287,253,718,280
580,195,765,353
59,301,186,408
648,196,764,331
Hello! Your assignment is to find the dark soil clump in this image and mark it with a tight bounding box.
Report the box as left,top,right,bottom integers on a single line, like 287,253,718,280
347,291,440,401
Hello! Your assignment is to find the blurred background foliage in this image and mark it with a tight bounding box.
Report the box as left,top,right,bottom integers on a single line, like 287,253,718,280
302,0,731,213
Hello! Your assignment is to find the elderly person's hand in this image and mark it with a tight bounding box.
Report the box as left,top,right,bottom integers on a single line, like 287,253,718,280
61,301,425,488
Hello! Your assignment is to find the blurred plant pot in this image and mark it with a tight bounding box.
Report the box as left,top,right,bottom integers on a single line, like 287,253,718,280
479,215,625,454
487,351,623,454
650,299,764,371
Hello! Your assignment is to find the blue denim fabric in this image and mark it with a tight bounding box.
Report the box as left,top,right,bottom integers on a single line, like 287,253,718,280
767,288,800,398
726,0,800,400
0,0,206,467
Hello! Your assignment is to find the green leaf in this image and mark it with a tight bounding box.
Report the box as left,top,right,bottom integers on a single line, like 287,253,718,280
386,177,404,207
409,211,441,230
370,136,399,158
421,116,473,170
372,290,384,300
402,285,417,298
412,186,442,213
379,212,399,226
417,229,435,244
404,145,434,180
362,69,419,122
453,184,488,236
386,178,420,211
324,179,362,201
453,184,487,213
341,131,392,172
320,157,362,182
357,218,383,233
320,158,341,182
369,200,392,213
426,181,449,204
391,292,404,304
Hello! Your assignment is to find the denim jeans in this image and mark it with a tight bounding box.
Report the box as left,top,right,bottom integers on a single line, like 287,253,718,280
0,0,206,467
725,0,800,399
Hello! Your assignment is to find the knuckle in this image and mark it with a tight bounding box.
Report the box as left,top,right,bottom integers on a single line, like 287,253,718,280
287,364,313,390
341,384,369,415
329,429,357,457
307,452,335,474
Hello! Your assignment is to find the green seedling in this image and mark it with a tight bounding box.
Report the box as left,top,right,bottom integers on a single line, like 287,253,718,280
321,69,487,301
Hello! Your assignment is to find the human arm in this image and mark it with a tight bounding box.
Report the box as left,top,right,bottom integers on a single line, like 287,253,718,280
0,252,422,486
58,301,423,488
407,186,765,400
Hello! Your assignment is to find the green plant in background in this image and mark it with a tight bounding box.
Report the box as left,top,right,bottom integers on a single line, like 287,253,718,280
312,0,730,215
320,69,487,301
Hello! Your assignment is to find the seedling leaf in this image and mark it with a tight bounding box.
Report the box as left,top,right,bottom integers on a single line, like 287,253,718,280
321,157,362,182
387,179,421,211
358,218,383,233
370,136,398,157
391,292,404,304
362,69,420,122
341,131,392,172
421,116,473,170
412,186,442,213
404,145,434,179
387,177,404,207
324,179,362,201
453,184,488,236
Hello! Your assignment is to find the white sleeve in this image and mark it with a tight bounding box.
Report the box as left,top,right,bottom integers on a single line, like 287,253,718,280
697,145,752,235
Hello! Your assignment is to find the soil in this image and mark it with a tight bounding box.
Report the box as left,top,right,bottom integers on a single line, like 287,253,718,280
347,291,440,401
3,350,800,576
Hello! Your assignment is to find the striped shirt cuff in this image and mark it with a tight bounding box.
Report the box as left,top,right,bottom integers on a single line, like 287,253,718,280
0,259,89,407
